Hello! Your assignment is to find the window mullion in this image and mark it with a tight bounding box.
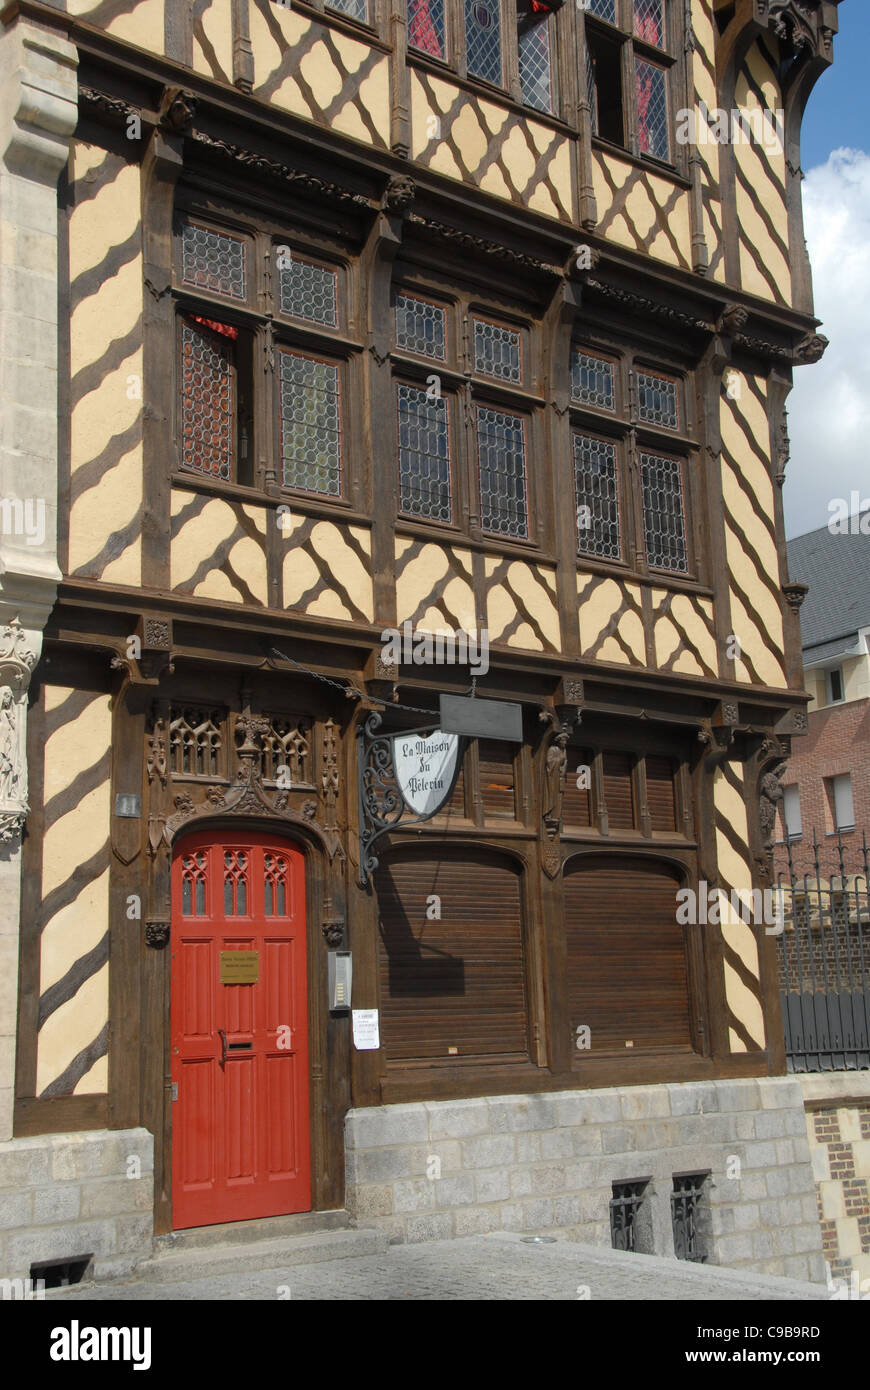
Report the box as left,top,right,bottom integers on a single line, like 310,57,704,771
621,35,639,157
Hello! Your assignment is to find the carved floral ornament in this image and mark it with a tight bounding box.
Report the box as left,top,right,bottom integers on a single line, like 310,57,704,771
0,619,38,845
753,1,837,60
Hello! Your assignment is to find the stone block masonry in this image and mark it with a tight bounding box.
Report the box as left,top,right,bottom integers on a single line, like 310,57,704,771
345,1078,826,1284
0,1129,153,1280
800,1072,870,1293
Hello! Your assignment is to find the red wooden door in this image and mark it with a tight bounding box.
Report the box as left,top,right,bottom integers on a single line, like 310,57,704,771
170,831,310,1229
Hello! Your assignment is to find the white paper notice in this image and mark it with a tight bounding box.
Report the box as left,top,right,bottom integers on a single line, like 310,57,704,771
352,1009,380,1051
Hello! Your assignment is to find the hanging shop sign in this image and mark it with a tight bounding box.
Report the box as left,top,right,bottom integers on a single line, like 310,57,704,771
392,729,461,817
439,693,523,742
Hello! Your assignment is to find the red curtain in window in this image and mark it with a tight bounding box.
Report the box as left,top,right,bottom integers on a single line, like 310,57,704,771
408,0,442,58
636,65,653,154
635,14,661,45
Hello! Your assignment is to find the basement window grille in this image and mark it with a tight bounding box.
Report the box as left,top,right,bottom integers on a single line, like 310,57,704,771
610,1180,648,1252
30,1256,92,1289
671,1174,708,1262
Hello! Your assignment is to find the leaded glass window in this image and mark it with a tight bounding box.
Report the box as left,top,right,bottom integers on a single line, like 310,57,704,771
634,0,665,47
518,12,553,114
574,434,620,560
181,319,234,480
636,370,678,429
474,319,522,383
587,0,617,20
327,0,368,20
395,294,446,360
477,406,528,539
182,223,246,300
635,58,669,160
465,0,501,84
640,452,687,573
408,0,445,57
572,351,615,411
279,351,342,496
279,256,338,327
397,384,452,522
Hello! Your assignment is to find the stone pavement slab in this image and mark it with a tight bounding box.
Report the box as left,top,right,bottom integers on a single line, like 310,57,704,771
47,1231,830,1301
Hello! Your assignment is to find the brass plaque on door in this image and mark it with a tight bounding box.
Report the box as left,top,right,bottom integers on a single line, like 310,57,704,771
220,950,259,984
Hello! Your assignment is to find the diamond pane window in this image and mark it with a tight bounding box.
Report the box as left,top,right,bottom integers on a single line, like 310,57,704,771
465,0,502,84
477,406,528,539
634,0,665,47
279,351,342,496
585,41,597,135
408,0,445,57
397,384,451,522
572,351,615,410
327,0,368,20
182,223,246,300
474,319,522,383
586,0,617,20
518,15,553,114
636,59,669,161
636,370,678,429
395,294,446,360
574,434,620,560
279,256,338,327
181,320,234,480
640,452,687,573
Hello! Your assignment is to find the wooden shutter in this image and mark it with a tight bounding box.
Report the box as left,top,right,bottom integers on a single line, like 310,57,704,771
375,850,528,1061
565,855,693,1053
646,755,677,831
562,747,592,827
478,740,516,819
602,751,635,829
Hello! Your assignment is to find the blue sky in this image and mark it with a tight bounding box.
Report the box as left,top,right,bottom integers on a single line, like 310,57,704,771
783,1,870,538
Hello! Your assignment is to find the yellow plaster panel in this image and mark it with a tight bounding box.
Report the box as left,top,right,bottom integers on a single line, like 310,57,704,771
69,0,164,54
36,964,109,1097
192,0,234,83
40,869,110,996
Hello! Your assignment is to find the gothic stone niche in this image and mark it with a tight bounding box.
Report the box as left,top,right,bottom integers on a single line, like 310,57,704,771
0,619,37,843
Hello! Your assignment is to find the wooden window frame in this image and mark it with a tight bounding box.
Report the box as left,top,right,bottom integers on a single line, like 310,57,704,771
585,0,681,171
171,207,363,512
563,731,692,843
392,282,545,555
569,336,701,588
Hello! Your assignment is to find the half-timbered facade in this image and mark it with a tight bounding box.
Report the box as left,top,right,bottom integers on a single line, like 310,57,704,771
0,0,842,1280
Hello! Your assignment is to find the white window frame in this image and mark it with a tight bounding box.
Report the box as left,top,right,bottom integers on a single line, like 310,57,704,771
826,666,845,705
830,774,855,833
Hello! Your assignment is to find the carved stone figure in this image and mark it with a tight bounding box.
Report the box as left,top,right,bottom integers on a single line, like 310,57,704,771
543,738,568,829
0,688,19,803
759,762,787,847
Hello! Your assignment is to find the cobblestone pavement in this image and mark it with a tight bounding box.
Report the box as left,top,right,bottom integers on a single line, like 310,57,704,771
50,1233,829,1301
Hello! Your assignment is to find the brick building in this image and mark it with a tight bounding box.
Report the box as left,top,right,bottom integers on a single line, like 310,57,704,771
774,521,870,880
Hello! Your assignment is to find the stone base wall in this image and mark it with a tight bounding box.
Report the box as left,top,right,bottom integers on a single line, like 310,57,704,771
0,1128,153,1281
801,1072,870,1295
345,1077,826,1283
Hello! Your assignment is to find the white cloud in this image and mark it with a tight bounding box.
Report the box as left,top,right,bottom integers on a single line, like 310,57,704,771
783,147,870,537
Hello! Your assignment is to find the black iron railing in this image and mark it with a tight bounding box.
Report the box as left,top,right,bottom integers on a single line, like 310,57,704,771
776,832,870,1072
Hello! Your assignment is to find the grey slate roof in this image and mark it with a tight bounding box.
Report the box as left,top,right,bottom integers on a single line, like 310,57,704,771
786,520,870,658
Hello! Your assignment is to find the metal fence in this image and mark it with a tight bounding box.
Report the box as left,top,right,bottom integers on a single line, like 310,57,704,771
776,832,870,1072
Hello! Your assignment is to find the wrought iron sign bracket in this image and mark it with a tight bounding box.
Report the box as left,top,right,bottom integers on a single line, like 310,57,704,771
357,711,463,888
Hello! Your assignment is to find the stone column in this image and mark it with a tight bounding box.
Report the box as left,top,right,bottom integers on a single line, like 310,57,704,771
0,17,78,1141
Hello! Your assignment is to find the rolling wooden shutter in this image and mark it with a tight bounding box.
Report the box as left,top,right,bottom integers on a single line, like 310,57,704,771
602,751,635,829
646,754,677,831
562,746,592,827
565,855,693,1053
478,740,516,819
375,850,528,1062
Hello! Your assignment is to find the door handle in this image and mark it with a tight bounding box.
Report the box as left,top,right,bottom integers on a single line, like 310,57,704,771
218,1028,228,1066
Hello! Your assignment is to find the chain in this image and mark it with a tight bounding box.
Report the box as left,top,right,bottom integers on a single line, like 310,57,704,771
267,646,445,717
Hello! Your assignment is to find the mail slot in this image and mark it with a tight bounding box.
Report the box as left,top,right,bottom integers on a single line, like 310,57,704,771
227,1041,252,1050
